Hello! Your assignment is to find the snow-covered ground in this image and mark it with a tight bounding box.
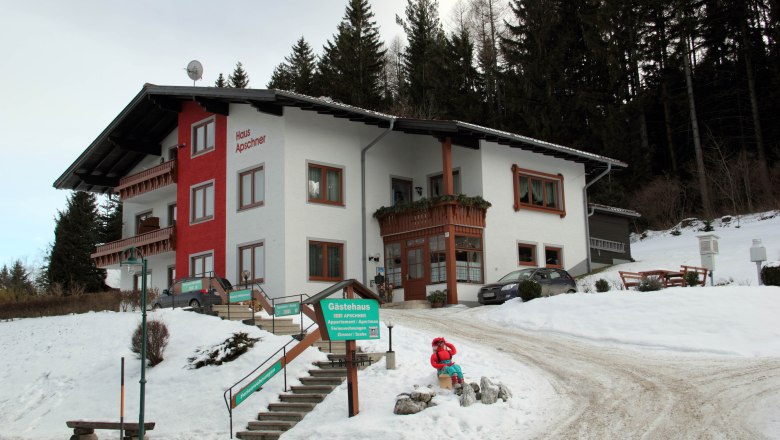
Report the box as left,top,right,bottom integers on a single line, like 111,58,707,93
1,211,778,440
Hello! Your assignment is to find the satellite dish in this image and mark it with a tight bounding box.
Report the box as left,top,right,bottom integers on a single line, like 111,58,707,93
186,60,203,85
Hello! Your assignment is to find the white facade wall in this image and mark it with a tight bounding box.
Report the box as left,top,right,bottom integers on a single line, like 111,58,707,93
480,141,588,283
225,104,287,296
281,108,384,299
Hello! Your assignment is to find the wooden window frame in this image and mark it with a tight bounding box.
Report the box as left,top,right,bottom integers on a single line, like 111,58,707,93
133,270,152,292
238,242,265,283
167,265,176,289
192,117,216,157
307,163,344,206
544,246,563,269
428,169,461,197
191,181,214,224
511,165,566,217
308,240,344,282
239,165,265,210
190,252,214,277
167,203,177,227
391,177,413,206
517,242,537,267
454,234,483,284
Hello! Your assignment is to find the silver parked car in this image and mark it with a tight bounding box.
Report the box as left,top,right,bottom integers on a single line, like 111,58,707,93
478,268,577,305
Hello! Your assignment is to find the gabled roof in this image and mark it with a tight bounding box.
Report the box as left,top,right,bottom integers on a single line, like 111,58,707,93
54,84,627,193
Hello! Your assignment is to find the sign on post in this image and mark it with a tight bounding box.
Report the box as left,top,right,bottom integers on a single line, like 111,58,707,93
229,289,252,303
274,301,300,317
320,299,380,341
233,360,282,408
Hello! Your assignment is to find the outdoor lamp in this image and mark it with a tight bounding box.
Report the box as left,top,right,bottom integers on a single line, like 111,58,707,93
242,269,250,285
119,247,148,439
384,317,396,370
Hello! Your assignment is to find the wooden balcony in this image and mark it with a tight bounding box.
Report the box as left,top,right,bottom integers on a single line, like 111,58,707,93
91,226,176,267
115,160,177,200
377,201,487,237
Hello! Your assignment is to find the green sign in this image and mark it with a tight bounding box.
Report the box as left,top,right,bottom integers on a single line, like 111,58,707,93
181,280,202,292
320,299,380,341
275,301,300,317
234,360,282,407
229,289,252,303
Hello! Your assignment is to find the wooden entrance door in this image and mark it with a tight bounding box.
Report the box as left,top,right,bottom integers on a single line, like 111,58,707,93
404,242,427,301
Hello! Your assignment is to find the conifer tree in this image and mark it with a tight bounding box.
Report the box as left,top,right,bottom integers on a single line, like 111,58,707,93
318,0,386,109
228,62,250,88
268,37,318,95
397,0,449,117
46,191,107,293
99,196,122,245
8,260,35,296
214,73,227,88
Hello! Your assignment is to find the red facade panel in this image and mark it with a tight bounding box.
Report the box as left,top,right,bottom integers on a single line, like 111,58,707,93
175,102,227,278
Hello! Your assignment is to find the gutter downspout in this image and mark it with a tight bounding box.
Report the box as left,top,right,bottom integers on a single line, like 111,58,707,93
583,163,612,274
361,119,396,285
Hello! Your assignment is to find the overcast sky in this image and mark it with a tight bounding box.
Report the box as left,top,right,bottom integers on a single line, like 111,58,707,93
0,0,464,268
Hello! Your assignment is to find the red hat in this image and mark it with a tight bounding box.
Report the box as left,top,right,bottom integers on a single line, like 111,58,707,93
431,337,445,346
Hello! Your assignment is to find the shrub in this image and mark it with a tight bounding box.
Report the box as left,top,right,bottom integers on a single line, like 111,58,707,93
684,271,701,287
518,280,542,302
187,332,261,369
427,290,447,304
699,219,715,232
131,319,170,367
637,276,663,292
761,264,780,286
594,279,610,293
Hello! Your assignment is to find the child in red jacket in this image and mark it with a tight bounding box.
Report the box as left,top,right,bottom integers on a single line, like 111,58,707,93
430,337,464,387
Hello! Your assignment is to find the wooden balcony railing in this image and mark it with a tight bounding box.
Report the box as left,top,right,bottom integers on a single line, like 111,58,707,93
115,160,177,200
91,226,176,267
377,202,487,237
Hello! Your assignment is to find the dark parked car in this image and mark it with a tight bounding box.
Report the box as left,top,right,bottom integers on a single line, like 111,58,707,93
478,268,577,305
152,276,232,309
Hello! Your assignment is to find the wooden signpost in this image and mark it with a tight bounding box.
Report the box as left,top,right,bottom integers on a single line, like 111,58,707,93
305,279,383,417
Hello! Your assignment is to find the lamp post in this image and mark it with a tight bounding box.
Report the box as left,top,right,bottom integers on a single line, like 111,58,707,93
120,247,148,439
385,317,396,370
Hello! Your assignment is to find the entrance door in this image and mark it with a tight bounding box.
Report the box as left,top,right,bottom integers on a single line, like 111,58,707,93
404,243,427,301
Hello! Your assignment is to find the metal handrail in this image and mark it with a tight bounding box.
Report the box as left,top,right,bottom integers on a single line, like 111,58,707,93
222,322,318,438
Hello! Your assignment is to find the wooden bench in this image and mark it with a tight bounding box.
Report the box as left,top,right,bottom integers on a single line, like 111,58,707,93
619,271,643,289
66,420,155,440
681,265,709,286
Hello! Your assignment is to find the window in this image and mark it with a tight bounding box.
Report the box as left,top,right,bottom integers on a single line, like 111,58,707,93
391,178,412,206
167,203,177,227
429,170,461,197
429,235,447,283
455,236,482,283
309,241,343,281
167,266,176,288
167,146,177,161
135,210,153,234
518,243,537,266
191,253,213,277
512,165,566,216
133,270,152,292
191,181,214,223
384,243,402,287
308,164,343,205
192,118,215,155
239,166,265,210
239,242,265,283
545,246,562,268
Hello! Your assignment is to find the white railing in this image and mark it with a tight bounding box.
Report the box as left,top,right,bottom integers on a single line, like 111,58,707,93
590,237,625,253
